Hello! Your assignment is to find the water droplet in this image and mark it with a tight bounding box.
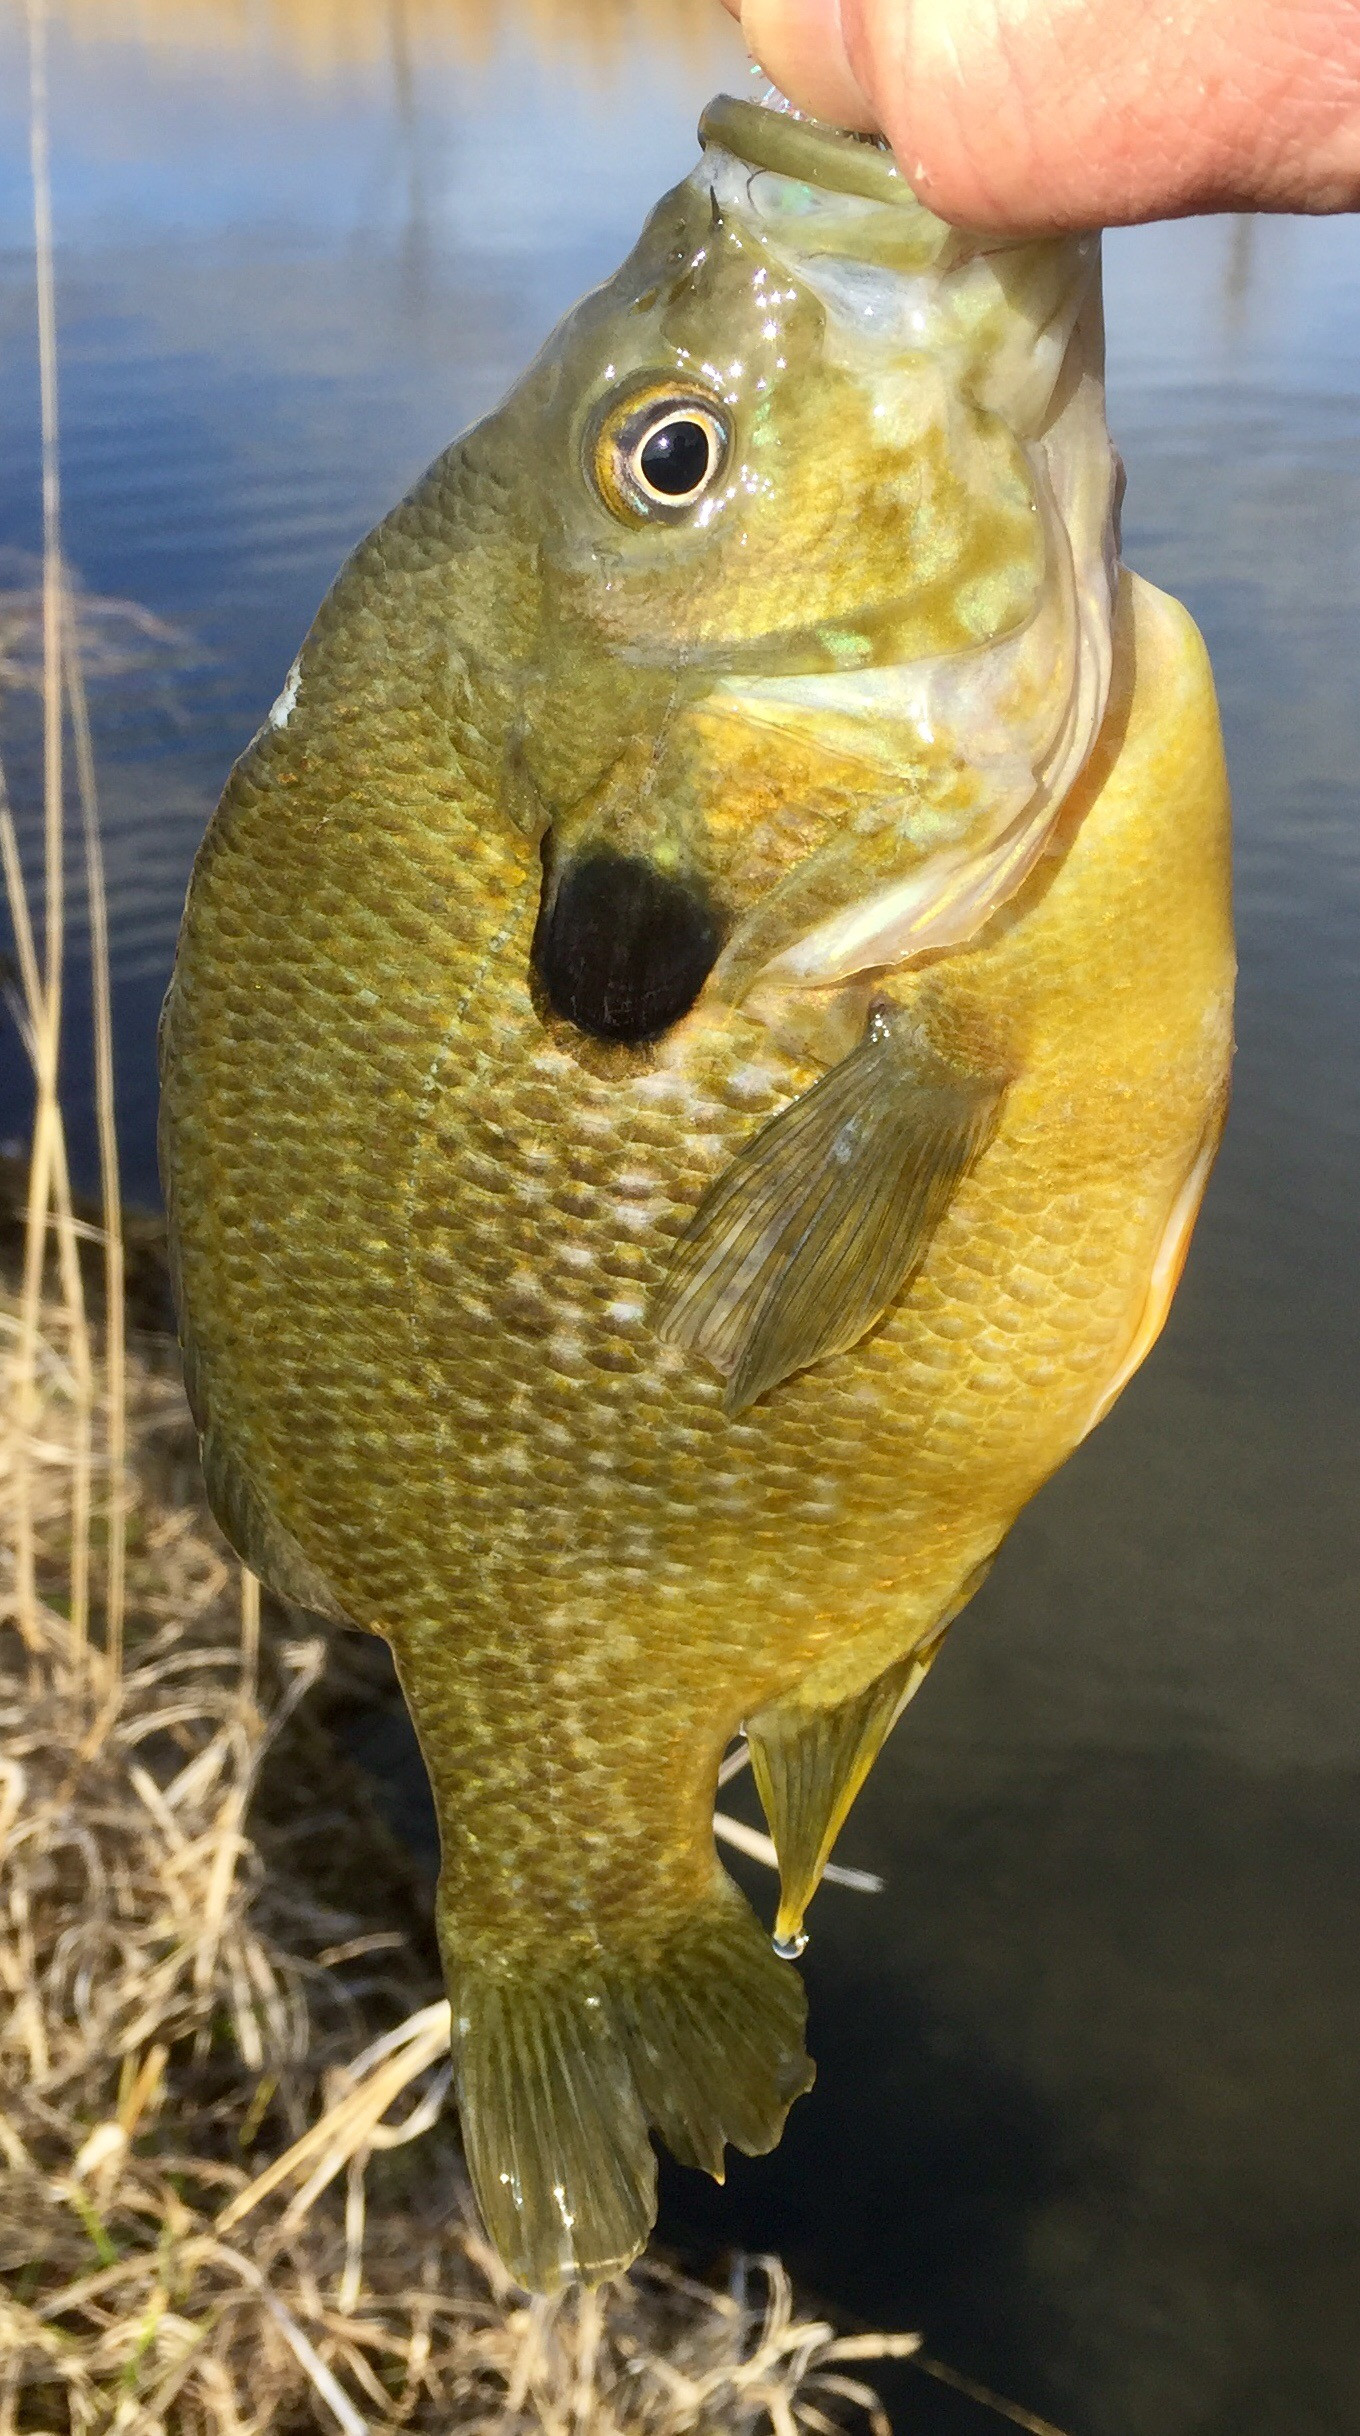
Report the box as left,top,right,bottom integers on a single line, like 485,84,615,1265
772,1930,808,1961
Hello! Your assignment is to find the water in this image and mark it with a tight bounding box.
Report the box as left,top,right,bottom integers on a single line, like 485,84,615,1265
2,10,1358,2430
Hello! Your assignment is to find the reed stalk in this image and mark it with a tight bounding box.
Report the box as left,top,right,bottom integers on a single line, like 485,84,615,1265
10,0,89,1659
67,601,127,1680
4,0,126,1689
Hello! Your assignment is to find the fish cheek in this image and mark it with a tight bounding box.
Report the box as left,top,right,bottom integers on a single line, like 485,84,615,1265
512,572,682,814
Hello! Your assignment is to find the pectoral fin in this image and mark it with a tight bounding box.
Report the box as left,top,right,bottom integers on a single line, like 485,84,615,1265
655,1006,1004,1414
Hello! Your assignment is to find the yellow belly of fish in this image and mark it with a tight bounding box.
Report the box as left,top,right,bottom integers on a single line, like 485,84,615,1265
163,570,1231,2290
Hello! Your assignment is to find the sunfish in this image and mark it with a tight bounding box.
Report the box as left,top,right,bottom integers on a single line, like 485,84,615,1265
160,95,1234,2293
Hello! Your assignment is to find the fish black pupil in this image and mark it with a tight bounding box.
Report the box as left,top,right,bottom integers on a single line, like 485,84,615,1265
638,417,711,498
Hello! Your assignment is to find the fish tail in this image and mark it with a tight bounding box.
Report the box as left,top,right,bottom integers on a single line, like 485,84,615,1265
445,1871,813,2294
451,1960,655,2297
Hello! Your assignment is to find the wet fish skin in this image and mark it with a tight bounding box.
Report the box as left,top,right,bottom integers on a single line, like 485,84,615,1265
160,100,1234,2294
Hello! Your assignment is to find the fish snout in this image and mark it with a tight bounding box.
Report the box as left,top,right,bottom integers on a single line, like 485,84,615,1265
531,848,723,1046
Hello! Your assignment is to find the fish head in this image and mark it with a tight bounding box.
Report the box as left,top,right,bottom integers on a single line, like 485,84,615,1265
469,96,1118,1042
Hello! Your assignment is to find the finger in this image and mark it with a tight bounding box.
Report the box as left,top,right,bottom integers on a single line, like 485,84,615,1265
738,0,880,132
841,0,1043,223
843,0,1360,232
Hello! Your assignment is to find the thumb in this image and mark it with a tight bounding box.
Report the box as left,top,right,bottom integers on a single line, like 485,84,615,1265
733,0,879,132
735,1,1360,233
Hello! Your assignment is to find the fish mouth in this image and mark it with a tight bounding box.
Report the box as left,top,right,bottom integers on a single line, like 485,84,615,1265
698,94,908,209
531,847,725,1047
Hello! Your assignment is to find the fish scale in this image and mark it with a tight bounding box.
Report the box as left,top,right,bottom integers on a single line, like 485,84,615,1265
161,94,1232,2294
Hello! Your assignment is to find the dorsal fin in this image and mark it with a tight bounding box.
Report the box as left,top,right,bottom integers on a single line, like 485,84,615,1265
199,1427,353,1628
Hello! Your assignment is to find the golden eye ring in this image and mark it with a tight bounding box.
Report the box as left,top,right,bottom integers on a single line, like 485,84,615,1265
588,385,732,526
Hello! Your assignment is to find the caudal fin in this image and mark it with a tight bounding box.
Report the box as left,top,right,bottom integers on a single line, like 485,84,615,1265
447,1872,813,2294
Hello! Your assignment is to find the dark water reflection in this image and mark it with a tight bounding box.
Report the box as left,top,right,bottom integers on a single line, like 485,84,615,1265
3,12,1358,2432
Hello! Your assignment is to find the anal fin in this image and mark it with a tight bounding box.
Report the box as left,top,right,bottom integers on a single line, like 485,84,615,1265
747,1559,997,1950
655,1003,1004,1414
747,1653,932,1956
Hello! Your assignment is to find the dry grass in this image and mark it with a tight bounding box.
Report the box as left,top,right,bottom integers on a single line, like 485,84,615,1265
1,8,926,2427
0,11,1073,2433
0,1323,925,2433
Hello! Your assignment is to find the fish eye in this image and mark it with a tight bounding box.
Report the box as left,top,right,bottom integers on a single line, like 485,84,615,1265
588,385,731,526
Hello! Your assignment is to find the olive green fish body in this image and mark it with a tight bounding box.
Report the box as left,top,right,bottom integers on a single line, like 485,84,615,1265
161,98,1233,2292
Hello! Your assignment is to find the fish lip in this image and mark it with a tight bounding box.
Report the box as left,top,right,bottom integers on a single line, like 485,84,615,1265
698,94,908,209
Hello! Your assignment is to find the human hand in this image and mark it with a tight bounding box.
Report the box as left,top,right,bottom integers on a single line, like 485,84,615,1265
718,0,1360,232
